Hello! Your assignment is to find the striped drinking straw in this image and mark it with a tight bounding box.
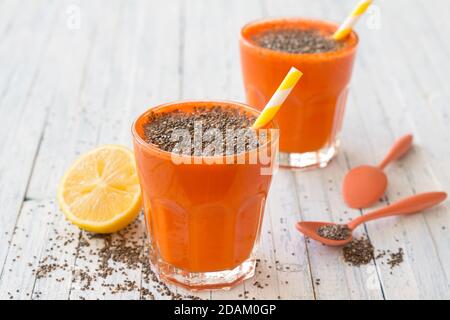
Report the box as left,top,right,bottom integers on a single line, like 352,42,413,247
332,0,373,41
252,67,303,129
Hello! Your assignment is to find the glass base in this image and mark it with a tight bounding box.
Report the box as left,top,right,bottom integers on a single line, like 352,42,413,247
279,142,338,170
152,256,256,291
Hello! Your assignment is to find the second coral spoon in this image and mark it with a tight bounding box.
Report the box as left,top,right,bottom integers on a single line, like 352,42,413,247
296,192,447,246
343,134,413,209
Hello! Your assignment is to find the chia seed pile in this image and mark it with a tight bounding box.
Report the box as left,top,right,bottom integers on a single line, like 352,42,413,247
342,236,405,268
143,106,260,156
318,224,351,240
253,28,343,54
343,236,374,266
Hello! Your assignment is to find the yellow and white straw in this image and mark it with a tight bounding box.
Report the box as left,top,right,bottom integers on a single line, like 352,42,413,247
252,67,303,129
332,0,373,41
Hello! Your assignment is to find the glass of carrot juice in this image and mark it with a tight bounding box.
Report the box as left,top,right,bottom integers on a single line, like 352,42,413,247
132,100,278,290
240,18,358,169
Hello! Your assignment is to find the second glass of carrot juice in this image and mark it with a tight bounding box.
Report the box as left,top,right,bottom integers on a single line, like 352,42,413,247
132,100,278,290
240,18,358,169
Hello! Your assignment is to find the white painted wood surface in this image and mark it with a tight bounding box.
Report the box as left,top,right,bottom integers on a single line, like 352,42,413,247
1,0,449,300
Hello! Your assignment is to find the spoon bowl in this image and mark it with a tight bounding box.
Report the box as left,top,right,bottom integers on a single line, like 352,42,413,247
295,221,353,246
343,165,387,209
342,134,413,209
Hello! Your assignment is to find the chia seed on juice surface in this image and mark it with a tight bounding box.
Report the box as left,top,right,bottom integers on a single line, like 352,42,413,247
143,106,261,156
253,28,343,54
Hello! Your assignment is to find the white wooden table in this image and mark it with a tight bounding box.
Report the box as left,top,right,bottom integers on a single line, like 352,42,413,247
1,0,449,300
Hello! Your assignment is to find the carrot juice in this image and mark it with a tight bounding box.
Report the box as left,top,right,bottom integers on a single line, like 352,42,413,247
240,18,358,169
132,100,278,289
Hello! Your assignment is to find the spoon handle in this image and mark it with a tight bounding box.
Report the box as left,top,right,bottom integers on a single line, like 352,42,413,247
378,134,413,170
348,192,447,230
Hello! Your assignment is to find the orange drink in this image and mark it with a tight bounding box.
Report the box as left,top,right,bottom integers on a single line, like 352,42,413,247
132,100,278,289
240,18,358,169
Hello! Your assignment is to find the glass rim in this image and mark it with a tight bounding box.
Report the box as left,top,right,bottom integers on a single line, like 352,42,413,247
131,99,279,162
240,17,359,60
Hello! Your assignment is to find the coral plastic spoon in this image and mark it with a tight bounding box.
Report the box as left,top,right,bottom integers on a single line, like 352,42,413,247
296,192,447,246
343,134,413,209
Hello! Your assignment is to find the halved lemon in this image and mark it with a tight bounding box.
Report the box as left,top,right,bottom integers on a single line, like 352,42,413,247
57,145,142,233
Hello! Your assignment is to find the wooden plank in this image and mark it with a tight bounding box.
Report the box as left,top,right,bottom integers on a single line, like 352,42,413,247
265,170,315,300
242,205,283,300
26,0,107,199
0,0,57,277
412,2,450,284
26,0,126,299
181,0,230,100
29,202,81,300
374,0,450,290
0,200,54,299
114,0,184,142
350,57,449,300
393,0,450,172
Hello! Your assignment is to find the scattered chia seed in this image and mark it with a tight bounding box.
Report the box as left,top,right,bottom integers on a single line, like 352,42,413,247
143,106,260,156
317,224,351,241
253,28,343,54
28,214,202,300
386,248,404,269
375,249,387,259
